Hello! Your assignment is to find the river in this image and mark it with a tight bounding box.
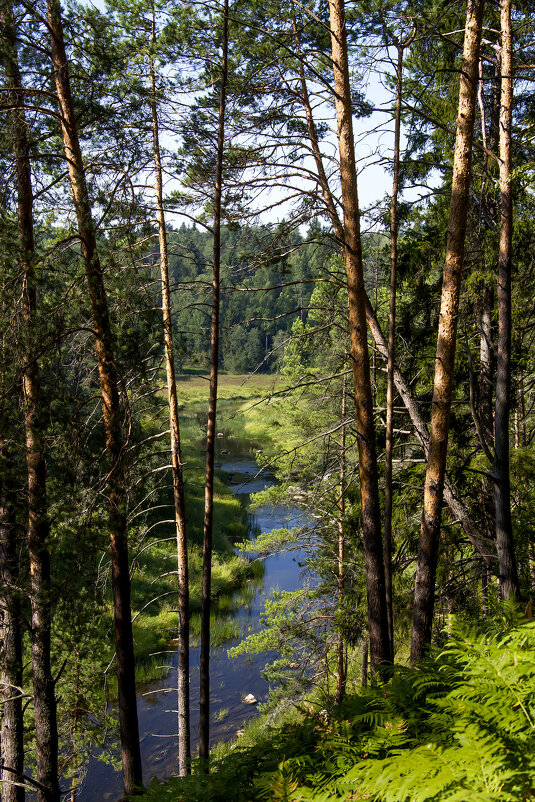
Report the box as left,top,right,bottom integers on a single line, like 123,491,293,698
78,457,307,800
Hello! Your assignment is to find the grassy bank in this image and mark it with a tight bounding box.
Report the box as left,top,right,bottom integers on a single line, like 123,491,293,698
127,371,280,680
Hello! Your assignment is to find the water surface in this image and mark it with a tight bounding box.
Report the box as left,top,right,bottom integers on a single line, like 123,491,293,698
78,457,306,800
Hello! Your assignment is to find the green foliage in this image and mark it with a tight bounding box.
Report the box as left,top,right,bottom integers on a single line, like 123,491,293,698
339,617,535,801
138,614,535,802
167,224,321,372
256,760,299,801
238,526,300,556
189,612,241,647
229,589,313,660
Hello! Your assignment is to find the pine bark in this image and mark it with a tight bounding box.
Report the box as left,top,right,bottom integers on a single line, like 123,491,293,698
1,4,59,797
384,44,404,661
149,48,190,776
494,0,519,600
479,288,493,447
335,368,347,705
327,0,390,671
478,286,496,579
0,12,26,802
199,0,228,764
46,0,142,792
297,47,494,570
410,0,484,664
0,446,24,802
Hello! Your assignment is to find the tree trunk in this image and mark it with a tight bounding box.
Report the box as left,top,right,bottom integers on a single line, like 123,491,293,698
46,0,142,793
478,285,496,583
411,0,484,665
384,43,404,661
149,44,190,776
335,367,347,705
328,0,391,671
1,5,59,797
296,44,494,571
25,380,57,802
494,0,519,600
474,47,495,569
479,288,494,444
199,0,228,765
0,445,24,802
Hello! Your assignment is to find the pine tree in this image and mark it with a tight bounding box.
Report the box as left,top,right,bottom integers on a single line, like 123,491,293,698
328,0,390,671
199,0,229,765
1,2,59,796
411,0,485,664
493,0,519,600
45,0,143,791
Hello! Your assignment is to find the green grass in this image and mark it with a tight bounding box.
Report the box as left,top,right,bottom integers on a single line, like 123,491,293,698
214,707,230,722
189,613,241,647
134,656,173,684
126,373,278,667
175,371,286,447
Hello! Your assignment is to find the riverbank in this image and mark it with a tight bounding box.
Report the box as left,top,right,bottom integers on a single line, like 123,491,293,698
65,372,288,800
79,453,309,800
135,614,535,802
127,371,282,678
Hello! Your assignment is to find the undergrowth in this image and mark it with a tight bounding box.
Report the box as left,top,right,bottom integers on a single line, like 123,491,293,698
136,611,535,801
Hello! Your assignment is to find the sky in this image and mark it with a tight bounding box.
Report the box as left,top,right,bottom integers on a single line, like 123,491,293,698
82,0,420,234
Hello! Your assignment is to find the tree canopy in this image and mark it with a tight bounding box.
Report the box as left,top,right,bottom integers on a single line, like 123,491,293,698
1,0,535,798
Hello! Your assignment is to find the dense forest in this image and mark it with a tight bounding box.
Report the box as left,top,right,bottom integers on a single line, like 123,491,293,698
1,0,535,799
165,224,319,371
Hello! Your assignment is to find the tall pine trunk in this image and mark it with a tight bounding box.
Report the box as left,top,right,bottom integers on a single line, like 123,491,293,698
327,0,390,671
411,0,484,664
494,0,519,600
149,44,190,776
384,42,404,661
478,286,496,586
46,0,142,792
0,445,24,802
1,4,59,797
199,0,228,764
335,367,347,705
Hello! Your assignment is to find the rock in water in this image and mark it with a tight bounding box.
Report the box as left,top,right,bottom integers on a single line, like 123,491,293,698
242,693,258,705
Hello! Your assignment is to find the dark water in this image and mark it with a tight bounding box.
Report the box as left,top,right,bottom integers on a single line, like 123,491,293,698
78,458,307,800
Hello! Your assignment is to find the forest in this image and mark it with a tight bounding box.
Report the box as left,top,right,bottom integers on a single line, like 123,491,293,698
1,0,535,799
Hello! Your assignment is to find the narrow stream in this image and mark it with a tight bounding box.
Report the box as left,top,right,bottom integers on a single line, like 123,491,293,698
79,457,306,800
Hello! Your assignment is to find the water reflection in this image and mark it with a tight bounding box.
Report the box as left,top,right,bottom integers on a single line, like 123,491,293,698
78,458,307,801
